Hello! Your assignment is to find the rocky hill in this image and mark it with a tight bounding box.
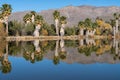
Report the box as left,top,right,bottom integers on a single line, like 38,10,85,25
9,5,120,27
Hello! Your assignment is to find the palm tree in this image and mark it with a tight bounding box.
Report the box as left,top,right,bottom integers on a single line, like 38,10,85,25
0,4,12,35
84,18,92,37
33,15,44,37
78,21,85,36
23,13,32,24
60,16,67,37
30,11,36,23
53,10,60,36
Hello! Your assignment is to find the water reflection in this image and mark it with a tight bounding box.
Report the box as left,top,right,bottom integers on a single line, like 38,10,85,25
0,38,120,74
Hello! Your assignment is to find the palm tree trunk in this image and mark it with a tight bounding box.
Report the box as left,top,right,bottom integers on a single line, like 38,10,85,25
31,15,35,23
55,19,59,36
33,25,41,37
60,24,65,37
79,28,84,36
6,22,8,35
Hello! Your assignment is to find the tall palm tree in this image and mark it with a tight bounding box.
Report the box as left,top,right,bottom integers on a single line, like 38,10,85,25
30,11,36,23
84,18,92,37
60,16,67,37
33,15,44,37
0,4,12,35
78,21,85,36
53,10,60,36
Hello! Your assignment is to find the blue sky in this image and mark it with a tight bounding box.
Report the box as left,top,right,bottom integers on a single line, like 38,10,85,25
0,0,120,12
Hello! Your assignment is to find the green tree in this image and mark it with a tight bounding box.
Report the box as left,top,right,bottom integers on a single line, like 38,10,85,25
0,4,12,35
30,11,36,23
53,10,60,36
60,16,67,36
9,20,23,36
23,13,32,24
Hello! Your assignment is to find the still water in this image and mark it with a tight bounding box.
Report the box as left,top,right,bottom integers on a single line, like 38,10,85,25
0,38,120,80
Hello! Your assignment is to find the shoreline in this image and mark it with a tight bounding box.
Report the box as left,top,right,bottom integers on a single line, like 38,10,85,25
6,35,114,41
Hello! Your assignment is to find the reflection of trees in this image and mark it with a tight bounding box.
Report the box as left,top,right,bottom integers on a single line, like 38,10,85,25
53,40,60,65
65,40,78,48
22,40,56,63
111,39,120,61
1,42,11,74
9,41,22,56
59,39,67,60
78,39,113,56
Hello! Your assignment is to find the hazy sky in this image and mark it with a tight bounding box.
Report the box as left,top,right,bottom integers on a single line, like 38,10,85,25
0,0,120,12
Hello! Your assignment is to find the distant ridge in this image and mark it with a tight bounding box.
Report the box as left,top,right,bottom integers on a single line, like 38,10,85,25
9,5,120,27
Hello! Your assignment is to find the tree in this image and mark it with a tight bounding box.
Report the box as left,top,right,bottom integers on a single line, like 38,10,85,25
0,4,12,35
59,39,67,60
33,15,44,37
23,13,32,24
84,18,92,37
53,40,60,65
60,16,67,36
30,11,36,23
9,20,23,36
78,21,85,36
53,10,60,36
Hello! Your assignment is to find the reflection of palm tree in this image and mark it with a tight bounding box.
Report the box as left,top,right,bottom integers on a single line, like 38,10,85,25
53,40,60,65
59,39,67,60
30,52,35,63
1,42,11,74
1,60,11,74
113,13,119,35
30,40,40,63
23,51,30,61
23,42,34,61
78,39,98,56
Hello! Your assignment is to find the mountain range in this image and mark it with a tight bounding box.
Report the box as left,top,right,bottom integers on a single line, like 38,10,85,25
9,5,120,27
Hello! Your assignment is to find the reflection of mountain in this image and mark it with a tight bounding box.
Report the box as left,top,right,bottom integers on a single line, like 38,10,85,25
44,47,118,64
9,5,120,27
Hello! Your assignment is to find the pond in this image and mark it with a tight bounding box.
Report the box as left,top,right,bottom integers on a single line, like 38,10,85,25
0,38,120,80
